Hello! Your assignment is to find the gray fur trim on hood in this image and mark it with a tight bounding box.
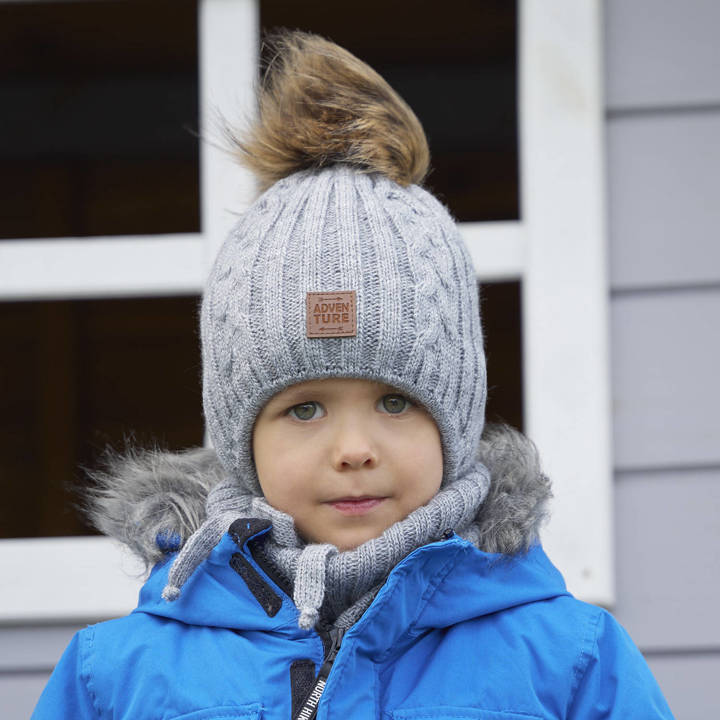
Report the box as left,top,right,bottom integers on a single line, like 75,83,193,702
85,423,551,573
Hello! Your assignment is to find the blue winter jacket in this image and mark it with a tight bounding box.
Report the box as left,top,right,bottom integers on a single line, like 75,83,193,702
33,520,674,719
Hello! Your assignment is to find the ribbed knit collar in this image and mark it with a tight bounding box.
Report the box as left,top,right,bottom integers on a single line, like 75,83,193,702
162,461,491,629
87,424,553,631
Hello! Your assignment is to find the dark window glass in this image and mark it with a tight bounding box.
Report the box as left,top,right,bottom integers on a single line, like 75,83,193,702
0,0,200,240
0,297,204,538
481,282,524,432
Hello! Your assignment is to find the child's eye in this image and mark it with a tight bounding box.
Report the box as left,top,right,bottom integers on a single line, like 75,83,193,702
378,394,412,415
287,401,325,421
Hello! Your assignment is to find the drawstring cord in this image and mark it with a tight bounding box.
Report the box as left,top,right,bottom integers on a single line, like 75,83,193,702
162,461,491,629
162,481,251,600
294,543,338,629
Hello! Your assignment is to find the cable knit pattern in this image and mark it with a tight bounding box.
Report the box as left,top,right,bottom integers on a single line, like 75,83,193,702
201,167,487,495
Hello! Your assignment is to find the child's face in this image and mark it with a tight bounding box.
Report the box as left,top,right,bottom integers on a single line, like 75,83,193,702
252,378,443,551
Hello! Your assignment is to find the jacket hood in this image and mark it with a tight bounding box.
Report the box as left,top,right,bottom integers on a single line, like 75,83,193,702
134,525,567,640
86,423,552,572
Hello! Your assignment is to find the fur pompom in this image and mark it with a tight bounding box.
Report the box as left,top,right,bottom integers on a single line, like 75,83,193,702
226,30,430,192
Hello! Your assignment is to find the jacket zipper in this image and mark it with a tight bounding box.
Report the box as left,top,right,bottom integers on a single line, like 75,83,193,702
293,626,345,720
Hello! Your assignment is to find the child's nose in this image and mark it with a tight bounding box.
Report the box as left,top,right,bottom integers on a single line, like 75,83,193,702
330,421,378,471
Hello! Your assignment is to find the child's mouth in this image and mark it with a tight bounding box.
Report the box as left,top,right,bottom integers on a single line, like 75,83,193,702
328,497,386,515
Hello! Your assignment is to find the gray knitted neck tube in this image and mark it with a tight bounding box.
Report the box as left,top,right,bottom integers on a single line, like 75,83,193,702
162,460,490,629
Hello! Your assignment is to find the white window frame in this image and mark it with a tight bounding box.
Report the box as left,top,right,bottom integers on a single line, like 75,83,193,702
0,0,611,623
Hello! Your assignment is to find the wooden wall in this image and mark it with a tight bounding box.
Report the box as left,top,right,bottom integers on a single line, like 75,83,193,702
605,1,720,716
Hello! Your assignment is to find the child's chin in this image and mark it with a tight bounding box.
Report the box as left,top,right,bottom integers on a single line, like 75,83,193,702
298,511,397,550
328,526,388,552
299,526,381,552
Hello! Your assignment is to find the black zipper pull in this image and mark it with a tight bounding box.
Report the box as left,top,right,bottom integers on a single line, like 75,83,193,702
293,627,345,720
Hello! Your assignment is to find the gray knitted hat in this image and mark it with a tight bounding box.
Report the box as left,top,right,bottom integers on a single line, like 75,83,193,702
201,31,487,495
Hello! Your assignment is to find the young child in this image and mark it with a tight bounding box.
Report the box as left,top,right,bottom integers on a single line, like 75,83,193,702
33,31,674,720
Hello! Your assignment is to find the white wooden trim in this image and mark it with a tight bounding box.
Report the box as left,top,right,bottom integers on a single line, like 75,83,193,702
0,235,204,300
0,0,259,303
0,538,143,623
0,221,526,300
519,0,613,605
199,0,259,269
461,221,526,282
0,0,259,623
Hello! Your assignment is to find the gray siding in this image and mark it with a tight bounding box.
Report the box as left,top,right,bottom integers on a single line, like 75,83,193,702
1,673,52,720
0,624,82,719
611,290,720,469
646,654,720,720
605,1,720,717
605,0,720,108
607,112,720,289
615,470,720,649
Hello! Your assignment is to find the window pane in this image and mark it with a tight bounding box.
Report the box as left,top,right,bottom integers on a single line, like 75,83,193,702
0,297,204,538
260,0,518,222
0,0,199,240
481,281,524,432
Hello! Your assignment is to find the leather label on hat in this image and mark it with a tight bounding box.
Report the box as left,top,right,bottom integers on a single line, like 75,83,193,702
306,291,357,338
